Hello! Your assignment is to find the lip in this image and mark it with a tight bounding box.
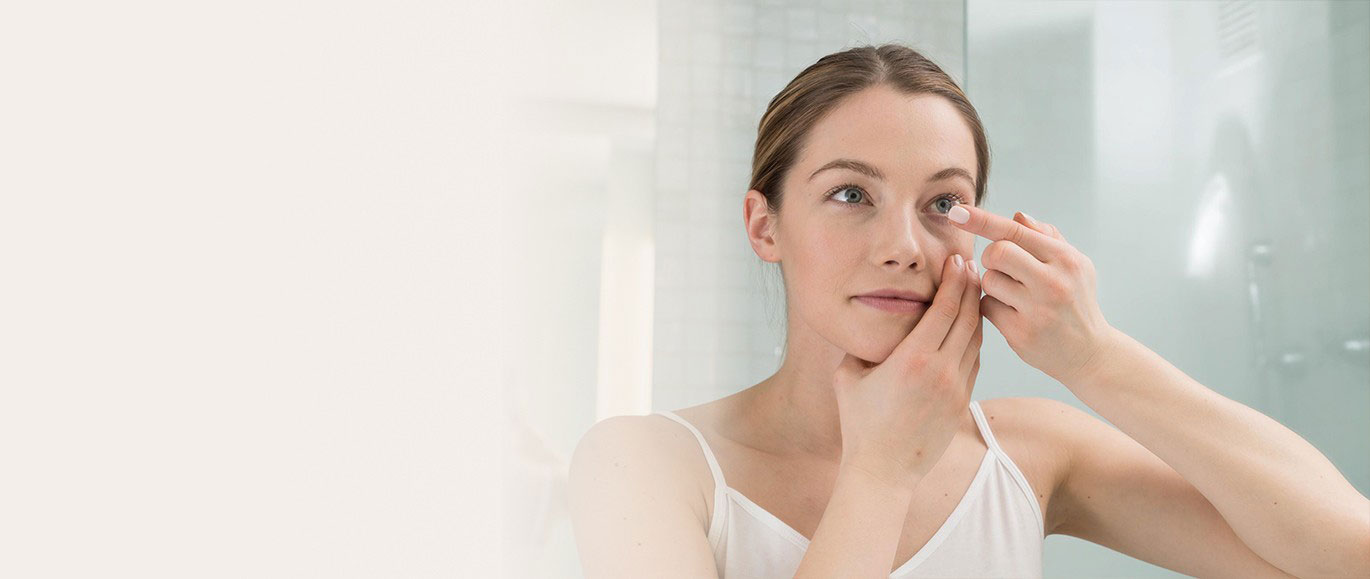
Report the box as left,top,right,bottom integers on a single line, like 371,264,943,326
856,288,933,302
853,295,930,314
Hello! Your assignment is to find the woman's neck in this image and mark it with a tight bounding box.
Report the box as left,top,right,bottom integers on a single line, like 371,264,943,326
743,325,848,463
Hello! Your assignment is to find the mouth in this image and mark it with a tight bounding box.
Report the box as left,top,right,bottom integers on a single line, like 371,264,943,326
852,295,930,314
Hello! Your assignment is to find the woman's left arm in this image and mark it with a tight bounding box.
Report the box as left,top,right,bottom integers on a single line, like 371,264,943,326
946,203,1370,578
1069,325,1370,578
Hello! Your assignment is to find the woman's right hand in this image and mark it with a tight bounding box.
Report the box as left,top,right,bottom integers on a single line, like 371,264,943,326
832,253,984,490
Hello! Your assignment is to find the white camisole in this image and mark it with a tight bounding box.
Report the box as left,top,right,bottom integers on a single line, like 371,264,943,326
655,399,1044,578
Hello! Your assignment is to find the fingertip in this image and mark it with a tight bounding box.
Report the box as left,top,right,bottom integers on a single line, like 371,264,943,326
1013,211,1045,233
946,253,965,278
948,204,971,225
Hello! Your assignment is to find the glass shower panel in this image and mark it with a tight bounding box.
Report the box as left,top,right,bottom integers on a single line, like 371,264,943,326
967,1,1369,576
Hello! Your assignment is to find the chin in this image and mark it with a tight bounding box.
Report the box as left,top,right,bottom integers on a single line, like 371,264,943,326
837,316,922,365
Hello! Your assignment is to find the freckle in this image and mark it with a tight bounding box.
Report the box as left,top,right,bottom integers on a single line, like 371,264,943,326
636,541,643,546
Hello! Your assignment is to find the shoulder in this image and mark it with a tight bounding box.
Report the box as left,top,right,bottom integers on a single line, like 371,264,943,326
975,396,1091,535
976,396,1089,449
568,413,711,530
568,414,721,575
569,414,703,492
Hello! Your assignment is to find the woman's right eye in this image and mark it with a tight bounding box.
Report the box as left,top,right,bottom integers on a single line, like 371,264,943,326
826,184,867,206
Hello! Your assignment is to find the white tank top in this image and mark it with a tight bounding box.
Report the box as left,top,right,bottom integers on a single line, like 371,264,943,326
655,399,1044,578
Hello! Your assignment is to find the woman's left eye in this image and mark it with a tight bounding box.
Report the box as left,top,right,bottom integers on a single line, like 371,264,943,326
931,193,968,215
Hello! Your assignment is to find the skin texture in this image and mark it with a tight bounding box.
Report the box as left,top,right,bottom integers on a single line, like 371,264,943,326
741,84,980,461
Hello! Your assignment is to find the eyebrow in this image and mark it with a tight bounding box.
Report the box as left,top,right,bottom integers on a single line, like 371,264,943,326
807,158,975,188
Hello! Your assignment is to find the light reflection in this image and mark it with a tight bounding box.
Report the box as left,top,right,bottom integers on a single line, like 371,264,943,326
1186,172,1233,279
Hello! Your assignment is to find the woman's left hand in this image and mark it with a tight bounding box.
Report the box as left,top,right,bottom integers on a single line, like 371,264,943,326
947,204,1118,385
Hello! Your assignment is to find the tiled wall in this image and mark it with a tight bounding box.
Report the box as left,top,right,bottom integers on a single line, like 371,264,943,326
652,0,967,413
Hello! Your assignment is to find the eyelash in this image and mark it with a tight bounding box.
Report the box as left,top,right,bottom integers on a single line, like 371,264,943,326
822,182,968,216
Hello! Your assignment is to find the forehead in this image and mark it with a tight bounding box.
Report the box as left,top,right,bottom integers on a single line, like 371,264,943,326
795,86,976,185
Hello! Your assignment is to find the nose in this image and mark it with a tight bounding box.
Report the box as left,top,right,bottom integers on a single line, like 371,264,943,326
873,204,929,272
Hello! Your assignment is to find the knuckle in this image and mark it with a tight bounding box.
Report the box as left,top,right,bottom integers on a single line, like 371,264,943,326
984,240,1004,264
1008,224,1029,246
1059,252,1080,272
905,353,931,371
1047,280,1070,301
936,367,959,387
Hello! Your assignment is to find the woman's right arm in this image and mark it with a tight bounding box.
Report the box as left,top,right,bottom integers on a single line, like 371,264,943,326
796,253,984,578
568,415,720,578
793,461,919,579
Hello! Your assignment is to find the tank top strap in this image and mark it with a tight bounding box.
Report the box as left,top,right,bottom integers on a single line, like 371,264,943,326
655,410,728,491
968,399,1007,456
969,398,1048,533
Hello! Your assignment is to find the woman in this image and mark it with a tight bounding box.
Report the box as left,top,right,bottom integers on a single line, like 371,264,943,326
568,44,1369,578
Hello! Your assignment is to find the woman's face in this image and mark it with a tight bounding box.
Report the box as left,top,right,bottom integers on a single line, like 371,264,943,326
746,85,979,364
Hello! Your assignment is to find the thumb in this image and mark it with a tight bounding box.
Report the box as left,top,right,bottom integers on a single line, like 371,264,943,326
834,352,873,383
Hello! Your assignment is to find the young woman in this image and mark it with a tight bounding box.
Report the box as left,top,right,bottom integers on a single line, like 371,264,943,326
568,44,1369,578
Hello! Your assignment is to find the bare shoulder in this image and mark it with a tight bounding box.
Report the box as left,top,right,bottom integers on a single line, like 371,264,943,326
567,413,719,576
569,413,711,531
975,396,1082,535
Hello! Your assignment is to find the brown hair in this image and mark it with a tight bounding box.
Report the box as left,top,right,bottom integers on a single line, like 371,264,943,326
750,44,990,214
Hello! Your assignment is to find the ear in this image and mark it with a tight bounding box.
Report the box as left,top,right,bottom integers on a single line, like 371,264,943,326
743,189,781,263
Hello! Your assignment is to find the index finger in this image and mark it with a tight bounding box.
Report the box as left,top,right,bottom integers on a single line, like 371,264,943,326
891,254,969,360
949,204,1067,263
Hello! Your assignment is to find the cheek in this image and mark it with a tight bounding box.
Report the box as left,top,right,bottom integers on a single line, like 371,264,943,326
933,222,975,254
796,225,864,280
777,230,863,316
930,218,966,238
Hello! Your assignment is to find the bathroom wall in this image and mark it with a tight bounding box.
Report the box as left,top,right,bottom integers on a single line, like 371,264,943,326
966,0,1370,576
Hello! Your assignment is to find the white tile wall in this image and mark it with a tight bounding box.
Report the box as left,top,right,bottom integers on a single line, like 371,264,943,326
652,0,967,412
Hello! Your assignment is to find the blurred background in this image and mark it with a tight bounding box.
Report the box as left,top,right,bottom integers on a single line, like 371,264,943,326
503,0,1369,577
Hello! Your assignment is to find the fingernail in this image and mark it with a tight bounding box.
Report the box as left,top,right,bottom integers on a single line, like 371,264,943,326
949,205,970,224
967,259,977,275
953,254,964,268
1020,212,1038,226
